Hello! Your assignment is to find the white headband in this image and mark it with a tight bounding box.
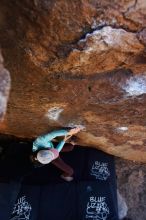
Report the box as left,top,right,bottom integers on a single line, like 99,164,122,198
37,150,55,164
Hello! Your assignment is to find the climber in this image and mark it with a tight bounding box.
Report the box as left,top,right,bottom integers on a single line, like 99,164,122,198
31,127,81,181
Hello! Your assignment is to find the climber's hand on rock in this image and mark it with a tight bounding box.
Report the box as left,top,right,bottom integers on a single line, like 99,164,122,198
63,127,81,142
68,127,81,136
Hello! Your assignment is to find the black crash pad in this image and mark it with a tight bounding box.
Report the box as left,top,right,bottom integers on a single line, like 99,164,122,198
0,142,118,220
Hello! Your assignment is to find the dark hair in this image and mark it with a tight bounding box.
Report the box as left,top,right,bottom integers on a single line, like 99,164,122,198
30,151,45,168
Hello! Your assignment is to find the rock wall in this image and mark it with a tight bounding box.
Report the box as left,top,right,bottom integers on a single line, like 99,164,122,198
0,51,10,121
0,0,146,161
116,158,146,220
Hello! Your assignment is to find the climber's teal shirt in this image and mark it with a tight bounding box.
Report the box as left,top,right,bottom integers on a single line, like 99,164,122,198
32,130,68,152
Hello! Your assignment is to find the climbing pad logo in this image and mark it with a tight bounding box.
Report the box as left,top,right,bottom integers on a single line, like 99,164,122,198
11,196,32,220
86,196,109,220
90,161,110,181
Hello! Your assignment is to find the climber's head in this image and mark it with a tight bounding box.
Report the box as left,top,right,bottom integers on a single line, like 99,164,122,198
36,148,59,164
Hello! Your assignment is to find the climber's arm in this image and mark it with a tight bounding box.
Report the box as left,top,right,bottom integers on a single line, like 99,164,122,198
44,130,68,141
32,130,68,152
56,140,66,152
56,127,81,152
